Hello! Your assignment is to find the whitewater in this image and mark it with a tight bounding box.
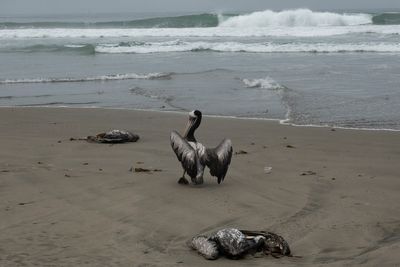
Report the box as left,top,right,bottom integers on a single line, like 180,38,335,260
1,9,400,39
1,24,400,38
1,9,400,130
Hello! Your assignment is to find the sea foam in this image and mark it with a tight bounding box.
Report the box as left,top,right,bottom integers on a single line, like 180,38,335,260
242,77,284,90
1,25,400,39
0,72,172,84
94,41,400,54
219,9,372,27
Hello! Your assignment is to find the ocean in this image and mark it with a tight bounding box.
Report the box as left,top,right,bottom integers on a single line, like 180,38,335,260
1,9,399,130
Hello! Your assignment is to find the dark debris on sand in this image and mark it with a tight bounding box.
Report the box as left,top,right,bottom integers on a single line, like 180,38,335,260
129,167,162,173
235,150,248,155
301,171,317,176
18,201,35,206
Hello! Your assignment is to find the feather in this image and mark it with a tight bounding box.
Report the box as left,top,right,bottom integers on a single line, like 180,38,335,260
189,236,219,260
239,230,291,256
170,131,197,179
204,139,233,183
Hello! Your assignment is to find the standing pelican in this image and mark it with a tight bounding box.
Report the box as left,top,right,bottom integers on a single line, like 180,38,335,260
170,110,233,185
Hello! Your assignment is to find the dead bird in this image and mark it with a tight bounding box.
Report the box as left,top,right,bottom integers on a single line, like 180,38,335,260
189,228,291,260
87,130,139,143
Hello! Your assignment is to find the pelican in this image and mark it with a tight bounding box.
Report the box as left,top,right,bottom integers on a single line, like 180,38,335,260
170,110,233,185
189,228,291,260
87,130,139,143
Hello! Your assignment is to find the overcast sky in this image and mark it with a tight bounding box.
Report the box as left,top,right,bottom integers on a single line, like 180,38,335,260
1,0,400,15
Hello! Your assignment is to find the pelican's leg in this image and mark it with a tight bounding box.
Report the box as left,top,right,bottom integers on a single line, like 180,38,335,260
178,170,189,185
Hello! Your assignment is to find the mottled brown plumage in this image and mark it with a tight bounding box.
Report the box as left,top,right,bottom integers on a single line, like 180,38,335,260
171,110,232,184
190,228,291,260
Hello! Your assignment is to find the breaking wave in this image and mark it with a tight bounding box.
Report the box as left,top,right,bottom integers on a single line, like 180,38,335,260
1,10,399,30
219,9,372,27
0,72,172,84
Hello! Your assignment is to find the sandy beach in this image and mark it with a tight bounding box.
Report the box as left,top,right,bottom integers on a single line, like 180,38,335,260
0,107,399,266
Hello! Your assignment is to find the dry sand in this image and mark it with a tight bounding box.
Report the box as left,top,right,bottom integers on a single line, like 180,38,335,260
0,107,399,266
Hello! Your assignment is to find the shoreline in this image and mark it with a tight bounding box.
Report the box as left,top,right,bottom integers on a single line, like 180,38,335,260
1,106,400,133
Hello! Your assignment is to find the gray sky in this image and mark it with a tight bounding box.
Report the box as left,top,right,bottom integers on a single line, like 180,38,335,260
1,0,400,15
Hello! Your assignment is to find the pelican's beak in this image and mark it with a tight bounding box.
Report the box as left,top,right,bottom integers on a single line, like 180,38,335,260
183,116,196,137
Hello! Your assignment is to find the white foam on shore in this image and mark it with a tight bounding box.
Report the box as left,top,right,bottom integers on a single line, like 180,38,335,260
280,119,400,132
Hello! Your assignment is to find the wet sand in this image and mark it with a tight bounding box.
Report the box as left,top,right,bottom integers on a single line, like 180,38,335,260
0,107,399,266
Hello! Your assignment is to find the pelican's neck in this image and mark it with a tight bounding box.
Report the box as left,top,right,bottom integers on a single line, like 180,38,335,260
185,127,197,142
184,114,201,142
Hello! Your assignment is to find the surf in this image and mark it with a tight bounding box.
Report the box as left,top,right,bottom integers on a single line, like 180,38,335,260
219,9,372,27
1,10,399,30
3,41,400,54
241,77,285,90
0,72,173,84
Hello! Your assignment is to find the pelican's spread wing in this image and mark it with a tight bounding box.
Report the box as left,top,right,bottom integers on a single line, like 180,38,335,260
205,139,233,184
170,131,197,178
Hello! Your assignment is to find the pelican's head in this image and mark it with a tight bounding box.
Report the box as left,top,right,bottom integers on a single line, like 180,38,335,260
183,110,202,139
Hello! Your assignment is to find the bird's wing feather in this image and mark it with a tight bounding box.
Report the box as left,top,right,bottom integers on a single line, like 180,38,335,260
170,131,197,178
204,139,233,184
239,229,291,256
